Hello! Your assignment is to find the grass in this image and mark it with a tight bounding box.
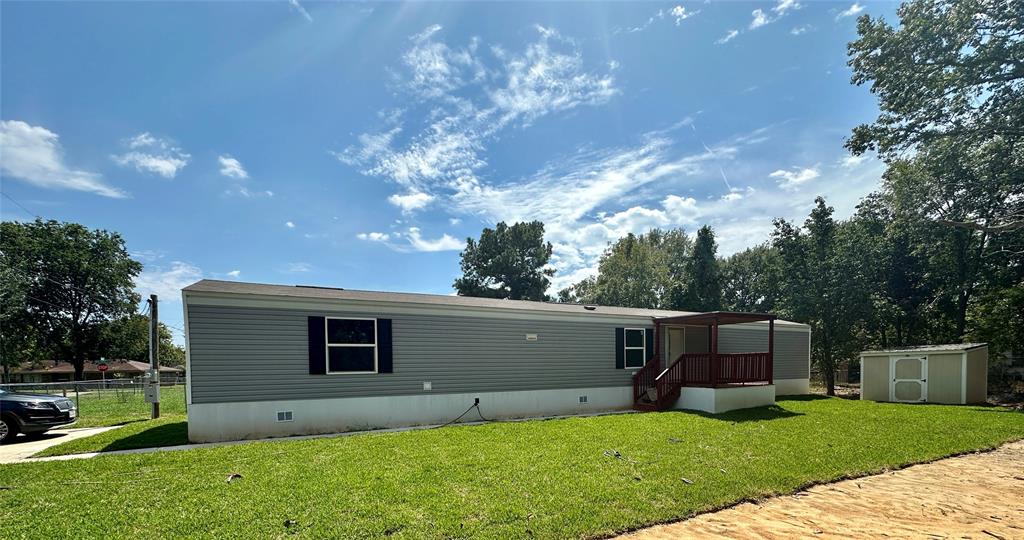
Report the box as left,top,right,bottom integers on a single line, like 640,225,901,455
69,385,186,428
33,417,188,457
2,397,1022,539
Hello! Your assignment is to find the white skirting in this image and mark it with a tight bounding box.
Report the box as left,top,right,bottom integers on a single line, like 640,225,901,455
188,386,633,443
774,377,810,396
674,384,776,414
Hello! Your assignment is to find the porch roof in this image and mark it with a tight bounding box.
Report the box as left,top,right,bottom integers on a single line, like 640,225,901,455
653,311,776,326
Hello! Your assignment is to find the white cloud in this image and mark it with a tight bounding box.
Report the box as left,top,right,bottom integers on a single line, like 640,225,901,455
750,9,771,29
357,232,391,242
770,166,820,190
226,186,273,198
284,262,312,273
226,270,241,278
218,155,248,179
837,3,865,19
340,25,618,201
839,154,868,168
285,221,295,228
716,29,740,44
405,227,464,252
449,217,462,226
750,0,801,30
773,0,801,15
0,120,127,198
790,25,813,35
112,132,190,178
288,0,313,22
669,5,698,25
387,191,435,213
135,261,202,301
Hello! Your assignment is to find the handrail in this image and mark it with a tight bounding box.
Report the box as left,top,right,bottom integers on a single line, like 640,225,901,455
631,356,662,404
634,351,773,411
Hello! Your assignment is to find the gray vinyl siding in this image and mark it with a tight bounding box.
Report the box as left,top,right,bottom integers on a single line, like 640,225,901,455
188,303,811,404
188,304,652,404
718,325,810,380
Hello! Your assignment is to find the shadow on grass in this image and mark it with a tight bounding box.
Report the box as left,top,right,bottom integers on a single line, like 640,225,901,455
99,421,189,452
668,404,804,423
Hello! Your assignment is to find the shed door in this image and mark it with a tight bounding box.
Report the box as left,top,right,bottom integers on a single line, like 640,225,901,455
890,356,928,402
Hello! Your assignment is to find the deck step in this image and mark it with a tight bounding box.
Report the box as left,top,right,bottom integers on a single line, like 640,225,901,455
633,402,659,412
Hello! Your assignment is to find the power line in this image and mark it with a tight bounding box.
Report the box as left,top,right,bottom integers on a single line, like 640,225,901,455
0,191,40,219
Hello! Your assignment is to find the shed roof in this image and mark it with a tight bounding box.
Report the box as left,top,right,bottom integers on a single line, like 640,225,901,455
184,280,809,326
860,343,987,355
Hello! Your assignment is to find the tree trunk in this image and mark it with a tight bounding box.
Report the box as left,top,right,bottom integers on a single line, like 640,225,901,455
824,365,836,396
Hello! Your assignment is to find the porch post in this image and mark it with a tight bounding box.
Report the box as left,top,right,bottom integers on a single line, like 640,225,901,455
654,320,662,370
768,318,775,385
710,317,718,387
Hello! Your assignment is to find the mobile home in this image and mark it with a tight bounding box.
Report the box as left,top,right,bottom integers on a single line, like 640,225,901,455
183,280,811,443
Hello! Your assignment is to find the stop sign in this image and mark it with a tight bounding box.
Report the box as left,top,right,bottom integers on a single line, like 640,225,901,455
97,363,109,372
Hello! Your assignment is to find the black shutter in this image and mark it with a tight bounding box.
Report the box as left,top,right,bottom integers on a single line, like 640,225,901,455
615,327,625,369
308,316,326,375
645,328,655,364
377,318,393,373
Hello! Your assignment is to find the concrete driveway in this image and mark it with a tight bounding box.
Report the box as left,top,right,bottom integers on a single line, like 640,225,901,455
0,426,120,463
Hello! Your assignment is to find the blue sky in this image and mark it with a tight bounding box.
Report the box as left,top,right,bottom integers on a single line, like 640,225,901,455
1,1,893,342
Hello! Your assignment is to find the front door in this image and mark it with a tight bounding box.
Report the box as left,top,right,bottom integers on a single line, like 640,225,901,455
890,356,928,402
667,327,685,362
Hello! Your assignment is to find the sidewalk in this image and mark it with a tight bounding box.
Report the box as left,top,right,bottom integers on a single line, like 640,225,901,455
0,426,121,464
618,440,1024,539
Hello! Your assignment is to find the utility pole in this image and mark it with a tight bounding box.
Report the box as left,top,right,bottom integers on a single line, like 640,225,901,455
147,294,160,419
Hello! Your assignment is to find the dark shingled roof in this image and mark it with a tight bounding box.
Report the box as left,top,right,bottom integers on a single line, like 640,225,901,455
184,280,809,326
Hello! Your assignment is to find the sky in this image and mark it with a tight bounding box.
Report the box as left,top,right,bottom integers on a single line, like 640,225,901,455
0,1,894,343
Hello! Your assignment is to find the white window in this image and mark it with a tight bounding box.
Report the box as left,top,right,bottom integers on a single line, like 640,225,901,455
325,317,377,373
624,328,646,369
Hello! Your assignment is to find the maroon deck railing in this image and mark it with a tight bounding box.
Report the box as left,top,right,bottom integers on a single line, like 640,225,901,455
633,351,773,411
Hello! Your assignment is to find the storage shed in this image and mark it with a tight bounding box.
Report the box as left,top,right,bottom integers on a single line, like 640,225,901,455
860,343,988,404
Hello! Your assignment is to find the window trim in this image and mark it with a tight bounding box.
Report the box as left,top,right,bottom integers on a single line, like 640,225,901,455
623,327,647,370
324,317,378,374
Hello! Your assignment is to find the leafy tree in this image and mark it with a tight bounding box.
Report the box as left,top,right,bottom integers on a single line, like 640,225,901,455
0,264,44,382
681,225,722,312
847,0,1024,234
100,314,186,368
558,229,692,309
847,0,1024,155
0,219,142,380
720,245,781,313
454,221,554,301
773,198,866,395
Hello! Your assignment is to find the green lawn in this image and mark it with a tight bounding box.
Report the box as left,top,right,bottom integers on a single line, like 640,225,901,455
69,385,186,428
34,417,188,457
2,397,1022,539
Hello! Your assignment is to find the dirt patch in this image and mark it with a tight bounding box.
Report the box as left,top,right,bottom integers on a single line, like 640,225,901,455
618,440,1024,539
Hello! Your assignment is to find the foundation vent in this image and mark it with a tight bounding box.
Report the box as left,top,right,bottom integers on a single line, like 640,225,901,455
276,411,294,422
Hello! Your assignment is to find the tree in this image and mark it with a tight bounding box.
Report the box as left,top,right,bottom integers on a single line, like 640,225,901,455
847,0,1024,155
100,314,186,367
681,225,722,311
773,198,866,395
720,245,781,313
0,219,142,380
0,264,44,382
558,229,692,309
847,0,1024,234
454,221,554,301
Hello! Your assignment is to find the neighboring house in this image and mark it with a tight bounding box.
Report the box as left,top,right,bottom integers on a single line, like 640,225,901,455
183,280,812,443
10,360,183,383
